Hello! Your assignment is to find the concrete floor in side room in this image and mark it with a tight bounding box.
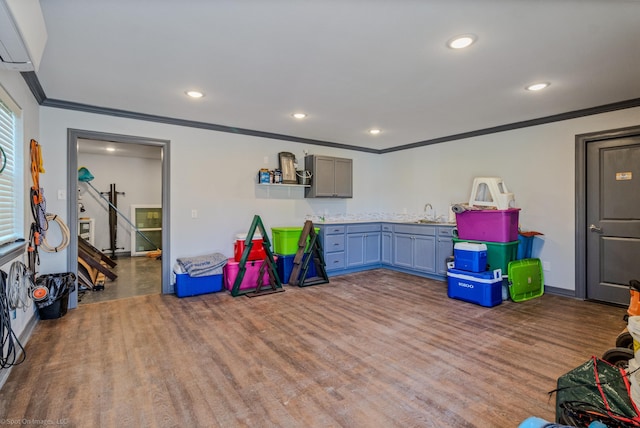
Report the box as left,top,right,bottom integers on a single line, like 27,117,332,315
78,254,161,304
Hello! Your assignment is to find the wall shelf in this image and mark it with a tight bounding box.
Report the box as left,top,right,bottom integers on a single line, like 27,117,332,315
256,183,310,198
256,183,310,188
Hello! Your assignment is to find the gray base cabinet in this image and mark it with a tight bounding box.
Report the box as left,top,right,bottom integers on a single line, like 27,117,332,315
381,223,393,265
436,227,455,275
319,222,454,279
319,223,381,274
393,224,436,274
346,224,381,268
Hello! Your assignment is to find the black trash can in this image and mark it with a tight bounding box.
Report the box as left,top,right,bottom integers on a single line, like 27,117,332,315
34,272,76,320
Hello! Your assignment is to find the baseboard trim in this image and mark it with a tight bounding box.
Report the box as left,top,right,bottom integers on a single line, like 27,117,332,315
544,285,578,299
0,311,39,390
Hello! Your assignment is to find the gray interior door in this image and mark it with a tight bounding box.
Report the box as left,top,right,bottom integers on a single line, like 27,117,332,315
586,136,640,304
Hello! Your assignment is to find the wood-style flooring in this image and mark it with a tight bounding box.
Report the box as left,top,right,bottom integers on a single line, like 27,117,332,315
0,269,627,427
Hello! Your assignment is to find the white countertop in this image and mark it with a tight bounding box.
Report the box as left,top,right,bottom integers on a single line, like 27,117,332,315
313,219,456,226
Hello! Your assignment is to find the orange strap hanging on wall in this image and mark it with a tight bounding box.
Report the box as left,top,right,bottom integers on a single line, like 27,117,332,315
30,139,45,204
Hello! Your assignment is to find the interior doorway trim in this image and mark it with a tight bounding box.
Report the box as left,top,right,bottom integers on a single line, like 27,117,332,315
66,129,171,308
575,124,640,300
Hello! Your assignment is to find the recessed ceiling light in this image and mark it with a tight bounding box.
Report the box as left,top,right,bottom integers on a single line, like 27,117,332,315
369,129,381,135
292,113,307,119
447,34,477,49
185,90,204,98
105,147,115,152
525,82,550,91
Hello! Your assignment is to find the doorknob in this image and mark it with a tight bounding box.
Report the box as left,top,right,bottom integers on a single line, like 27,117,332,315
589,224,603,233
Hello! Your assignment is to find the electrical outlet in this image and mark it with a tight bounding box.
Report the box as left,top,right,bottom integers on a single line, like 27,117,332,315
191,209,198,219
57,189,66,200
542,261,551,271
263,156,269,164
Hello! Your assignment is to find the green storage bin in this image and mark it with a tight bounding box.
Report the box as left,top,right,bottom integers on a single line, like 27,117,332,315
271,227,320,255
452,238,518,273
507,258,544,302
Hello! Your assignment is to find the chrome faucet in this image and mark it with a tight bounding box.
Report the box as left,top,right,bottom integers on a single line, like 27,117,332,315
424,203,434,220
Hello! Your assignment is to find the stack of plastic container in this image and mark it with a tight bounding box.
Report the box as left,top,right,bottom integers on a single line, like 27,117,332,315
453,208,521,274
270,227,319,284
446,242,503,307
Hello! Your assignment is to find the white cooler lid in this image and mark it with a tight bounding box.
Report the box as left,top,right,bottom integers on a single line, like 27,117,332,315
454,242,487,251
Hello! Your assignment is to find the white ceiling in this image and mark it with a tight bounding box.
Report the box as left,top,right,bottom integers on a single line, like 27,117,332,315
36,0,640,152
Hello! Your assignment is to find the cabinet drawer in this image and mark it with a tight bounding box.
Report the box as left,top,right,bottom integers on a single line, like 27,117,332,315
324,225,345,235
438,227,455,237
381,223,393,232
325,252,345,270
347,223,381,234
324,234,345,252
393,224,436,236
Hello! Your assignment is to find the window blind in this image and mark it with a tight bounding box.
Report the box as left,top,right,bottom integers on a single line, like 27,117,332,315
0,99,18,246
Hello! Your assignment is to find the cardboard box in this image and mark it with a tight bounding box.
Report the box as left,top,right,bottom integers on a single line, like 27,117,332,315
447,265,503,307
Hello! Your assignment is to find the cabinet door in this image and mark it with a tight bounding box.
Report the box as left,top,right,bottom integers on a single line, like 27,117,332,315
393,233,414,269
382,232,392,265
346,233,365,267
413,235,436,273
334,158,353,198
363,232,381,264
437,237,454,275
314,156,336,197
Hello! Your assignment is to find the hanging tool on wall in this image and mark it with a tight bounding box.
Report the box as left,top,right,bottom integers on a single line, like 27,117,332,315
78,167,161,259
28,139,47,271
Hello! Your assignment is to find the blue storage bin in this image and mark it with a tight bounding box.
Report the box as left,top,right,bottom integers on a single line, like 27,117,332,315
446,266,503,307
517,234,535,260
276,253,317,284
174,272,223,297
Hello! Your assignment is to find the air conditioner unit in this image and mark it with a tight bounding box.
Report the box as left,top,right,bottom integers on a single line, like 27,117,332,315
0,0,47,72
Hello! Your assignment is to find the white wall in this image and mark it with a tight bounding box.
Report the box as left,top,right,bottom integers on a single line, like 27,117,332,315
0,70,42,366
381,106,640,291
77,152,162,253
36,105,640,293
39,107,386,275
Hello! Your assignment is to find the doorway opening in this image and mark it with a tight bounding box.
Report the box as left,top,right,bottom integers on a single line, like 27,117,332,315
66,130,171,309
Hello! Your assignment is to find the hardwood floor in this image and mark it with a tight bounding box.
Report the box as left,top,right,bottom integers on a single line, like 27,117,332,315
0,269,626,427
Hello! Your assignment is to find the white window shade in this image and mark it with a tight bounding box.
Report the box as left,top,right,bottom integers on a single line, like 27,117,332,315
0,97,19,246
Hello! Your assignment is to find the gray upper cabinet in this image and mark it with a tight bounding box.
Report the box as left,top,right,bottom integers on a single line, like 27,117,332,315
305,155,353,198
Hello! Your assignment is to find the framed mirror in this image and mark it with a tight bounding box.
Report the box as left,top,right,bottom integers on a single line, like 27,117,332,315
279,152,297,184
